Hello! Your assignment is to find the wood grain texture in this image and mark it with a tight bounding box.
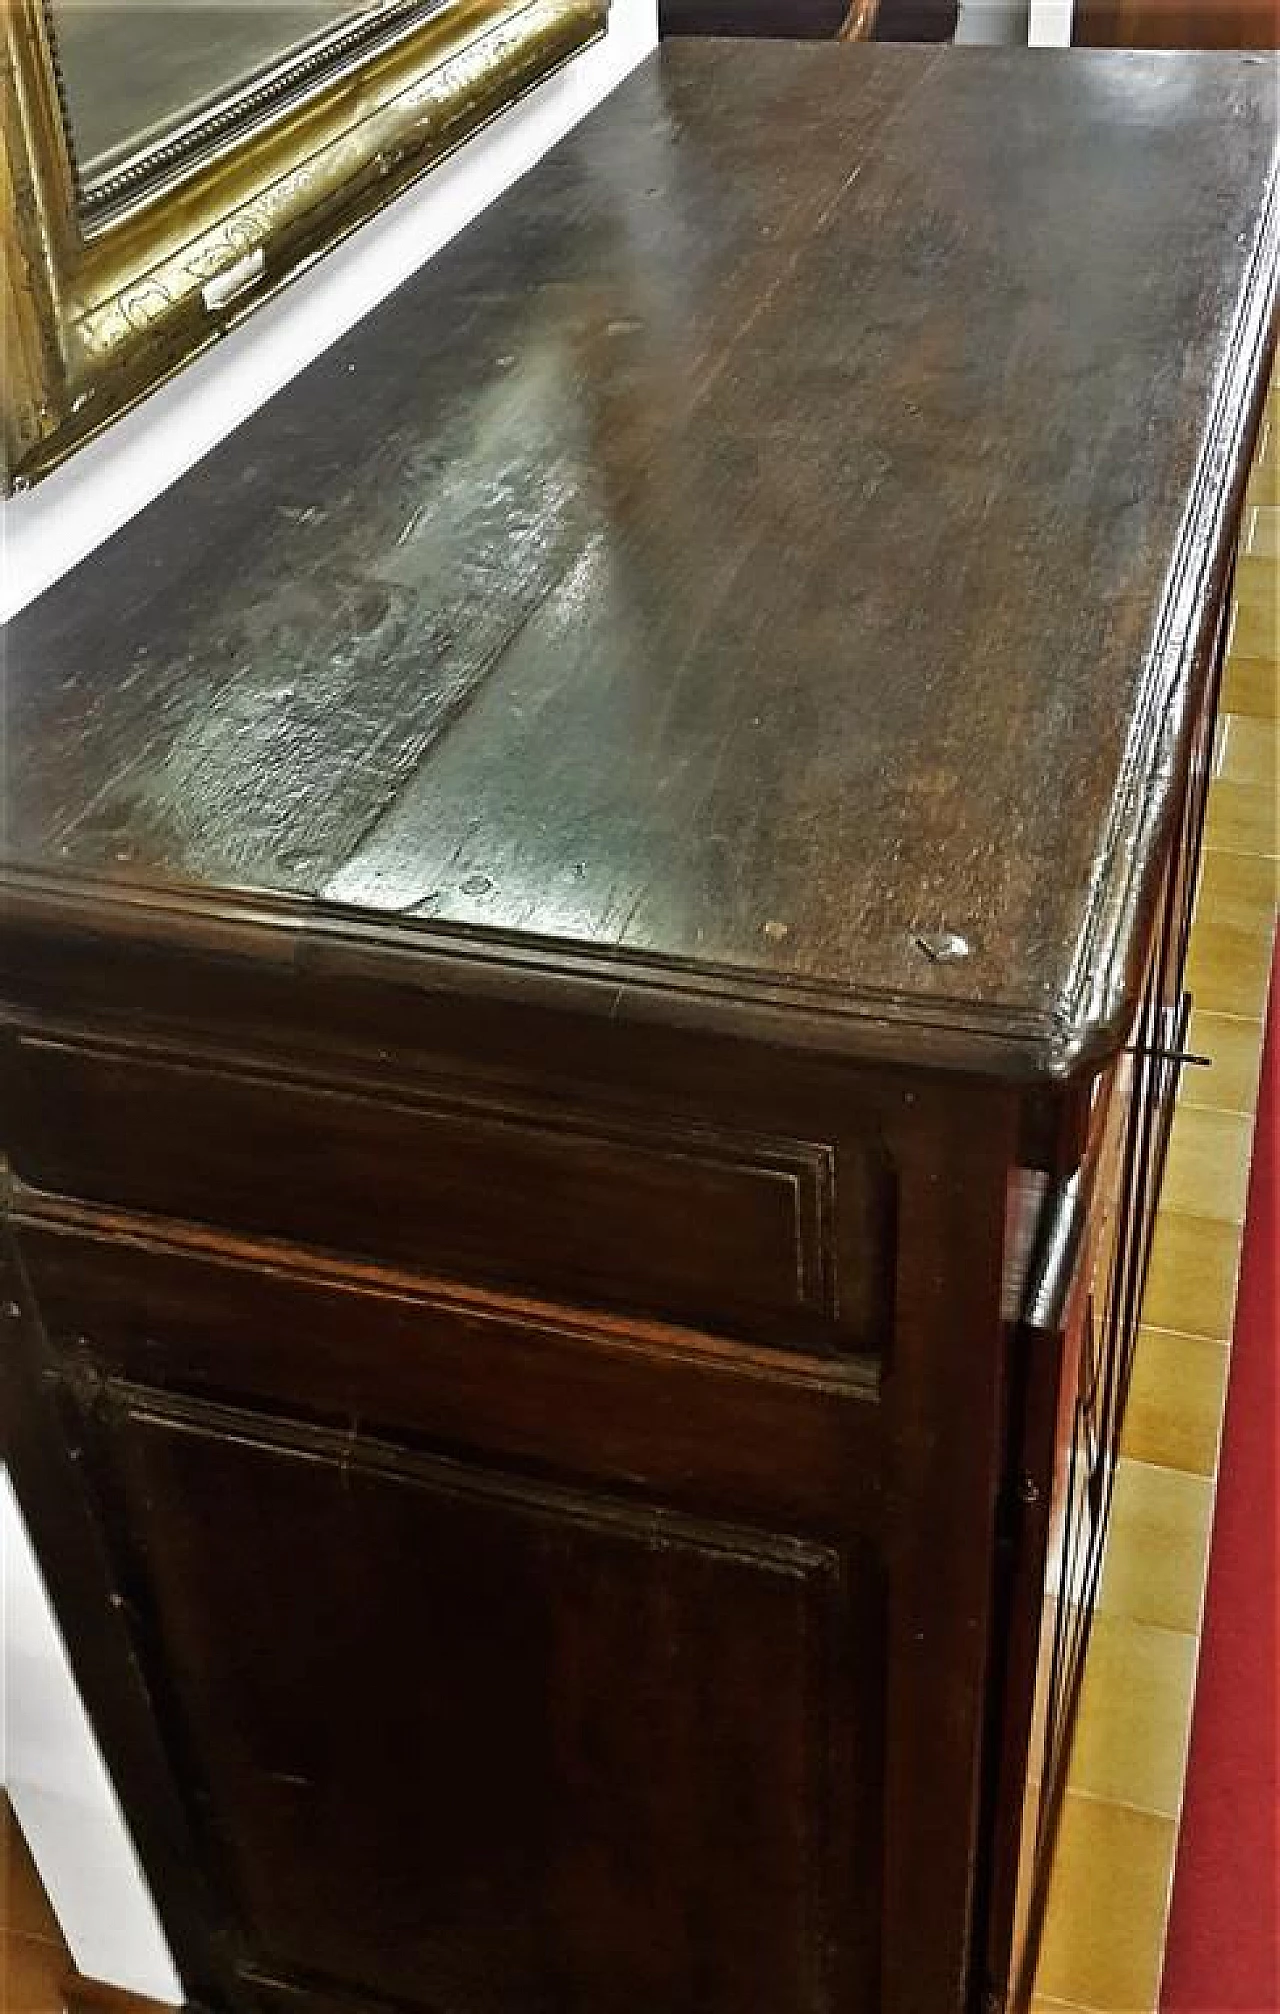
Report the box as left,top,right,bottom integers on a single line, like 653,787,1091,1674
90,1386,878,2014
18,1202,886,1537
0,42,1275,2014
1075,0,1280,46
10,1030,871,1351
3,45,1276,1078
659,0,858,35
657,0,958,38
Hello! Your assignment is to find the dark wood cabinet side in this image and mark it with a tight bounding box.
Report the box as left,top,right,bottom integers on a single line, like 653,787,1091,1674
6,1061,1019,2014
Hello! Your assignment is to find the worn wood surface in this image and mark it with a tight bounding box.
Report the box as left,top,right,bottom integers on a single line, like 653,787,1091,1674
0,42,1276,2014
4,44,1276,1078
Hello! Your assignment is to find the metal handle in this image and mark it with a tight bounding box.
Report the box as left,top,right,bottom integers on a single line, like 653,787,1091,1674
1023,1170,1087,1339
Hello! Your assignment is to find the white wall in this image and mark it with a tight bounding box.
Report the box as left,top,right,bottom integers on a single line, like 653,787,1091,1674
956,0,1031,40
958,0,1076,39
1028,0,1075,42
0,0,657,619
0,1,656,1994
1,1475,184,2002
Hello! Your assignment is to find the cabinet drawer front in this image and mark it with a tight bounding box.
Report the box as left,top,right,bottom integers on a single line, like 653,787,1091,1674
10,1035,889,1351
21,1214,884,1538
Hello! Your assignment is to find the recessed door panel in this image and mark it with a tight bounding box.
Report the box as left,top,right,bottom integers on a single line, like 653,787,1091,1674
95,1392,884,2014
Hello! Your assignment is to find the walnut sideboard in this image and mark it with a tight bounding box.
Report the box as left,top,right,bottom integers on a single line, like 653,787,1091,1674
1,43,1276,2014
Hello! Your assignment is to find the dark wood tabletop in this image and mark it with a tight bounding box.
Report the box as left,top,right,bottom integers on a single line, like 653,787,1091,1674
4,43,1276,1076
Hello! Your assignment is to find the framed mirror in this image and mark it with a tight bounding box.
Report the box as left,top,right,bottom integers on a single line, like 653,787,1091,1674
2,0,606,488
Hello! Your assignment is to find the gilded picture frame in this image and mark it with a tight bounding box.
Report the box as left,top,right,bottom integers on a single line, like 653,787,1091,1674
1,0,607,490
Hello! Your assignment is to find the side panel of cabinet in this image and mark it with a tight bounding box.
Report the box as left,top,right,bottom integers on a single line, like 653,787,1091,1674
77,1382,884,2014
6,1060,1015,2014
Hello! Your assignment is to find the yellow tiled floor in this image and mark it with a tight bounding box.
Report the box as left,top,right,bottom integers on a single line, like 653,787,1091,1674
1036,1797,1178,2014
1220,645,1278,720
1123,1327,1229,1477
1184,852,1278,1017
1182,1007,1266,1114
1095,1460,1216,1637
1161,1101,1256,1225
1067,1615,1200,1819
1142,1207,1245,1341
1032,373,1278,2013
1245,502,1280,559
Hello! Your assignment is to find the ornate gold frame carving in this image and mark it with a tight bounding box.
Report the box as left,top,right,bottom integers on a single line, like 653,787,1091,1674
1,0,606,489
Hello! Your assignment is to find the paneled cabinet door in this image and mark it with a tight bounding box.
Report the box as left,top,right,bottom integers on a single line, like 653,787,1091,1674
84,1380,884,2014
